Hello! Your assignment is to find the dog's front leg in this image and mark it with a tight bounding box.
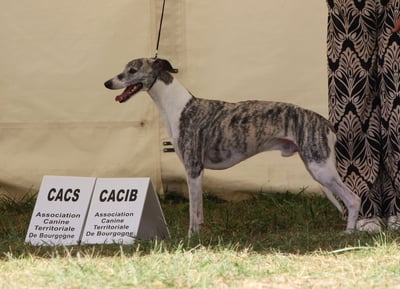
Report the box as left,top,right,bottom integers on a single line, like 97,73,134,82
187,171,204,238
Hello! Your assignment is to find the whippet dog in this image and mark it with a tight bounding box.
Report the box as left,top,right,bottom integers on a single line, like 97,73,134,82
104,58,361,237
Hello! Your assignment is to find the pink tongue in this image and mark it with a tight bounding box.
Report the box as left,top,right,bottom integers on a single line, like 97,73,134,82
115,87,132,102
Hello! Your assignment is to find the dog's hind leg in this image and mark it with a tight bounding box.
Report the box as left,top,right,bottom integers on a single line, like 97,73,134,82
186,171,204,237
322,185,343,214
306,161,361,232
325,177,360,232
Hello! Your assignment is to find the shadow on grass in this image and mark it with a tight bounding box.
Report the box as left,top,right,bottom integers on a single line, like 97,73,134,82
1,190,400,259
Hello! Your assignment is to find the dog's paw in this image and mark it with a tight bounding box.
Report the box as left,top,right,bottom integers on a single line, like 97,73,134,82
343,228,355,235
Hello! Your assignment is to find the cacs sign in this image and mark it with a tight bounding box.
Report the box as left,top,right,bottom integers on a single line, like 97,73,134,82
47,187,81,202
25,176,96,246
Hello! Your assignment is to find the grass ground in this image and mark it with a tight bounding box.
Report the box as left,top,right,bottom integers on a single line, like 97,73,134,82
1,190,400,288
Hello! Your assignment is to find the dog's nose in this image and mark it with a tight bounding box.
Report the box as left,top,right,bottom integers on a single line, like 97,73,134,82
104,80,113,89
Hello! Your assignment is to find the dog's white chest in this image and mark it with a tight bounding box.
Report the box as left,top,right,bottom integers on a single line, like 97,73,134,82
149,79,192,138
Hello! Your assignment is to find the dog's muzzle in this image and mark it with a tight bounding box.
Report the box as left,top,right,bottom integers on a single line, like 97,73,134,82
104,79,144,103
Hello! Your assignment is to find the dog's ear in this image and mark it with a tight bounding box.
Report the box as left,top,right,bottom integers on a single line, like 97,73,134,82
153,58,178,73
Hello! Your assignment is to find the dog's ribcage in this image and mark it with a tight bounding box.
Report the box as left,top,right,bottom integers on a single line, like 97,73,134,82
177,97,334,178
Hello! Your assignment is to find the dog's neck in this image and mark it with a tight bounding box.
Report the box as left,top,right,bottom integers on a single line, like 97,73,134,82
148,76,192,139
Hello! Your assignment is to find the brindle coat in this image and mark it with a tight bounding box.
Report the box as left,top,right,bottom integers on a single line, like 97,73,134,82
105,58,361,237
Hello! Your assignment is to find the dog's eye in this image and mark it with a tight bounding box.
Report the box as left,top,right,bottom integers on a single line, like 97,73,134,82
128,68,137,74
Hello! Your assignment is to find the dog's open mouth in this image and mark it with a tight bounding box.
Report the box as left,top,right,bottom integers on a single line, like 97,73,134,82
115,83,143,103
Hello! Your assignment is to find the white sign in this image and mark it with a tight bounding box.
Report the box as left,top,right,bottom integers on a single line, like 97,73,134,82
81,178,169,244
26,176,169,246
25,175,96,246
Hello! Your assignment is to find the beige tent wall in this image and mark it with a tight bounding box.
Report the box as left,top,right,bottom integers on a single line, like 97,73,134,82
0,0,328,199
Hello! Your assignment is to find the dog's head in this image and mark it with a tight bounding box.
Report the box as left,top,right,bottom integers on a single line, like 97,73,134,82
104,58,178,103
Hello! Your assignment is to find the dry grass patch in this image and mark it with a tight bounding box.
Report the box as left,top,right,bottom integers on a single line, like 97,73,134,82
1,242,400,289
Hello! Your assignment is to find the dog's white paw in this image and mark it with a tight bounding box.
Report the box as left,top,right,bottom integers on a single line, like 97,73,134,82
343,228,355,234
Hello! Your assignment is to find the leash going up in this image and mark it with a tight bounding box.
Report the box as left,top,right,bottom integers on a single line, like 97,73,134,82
154,0,166,59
